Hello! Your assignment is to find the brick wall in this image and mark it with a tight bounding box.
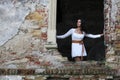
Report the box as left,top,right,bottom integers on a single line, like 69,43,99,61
105,0,120,69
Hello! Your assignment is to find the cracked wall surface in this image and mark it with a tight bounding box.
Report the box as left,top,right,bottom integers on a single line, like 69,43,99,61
104,0,120,69
0,0,120,79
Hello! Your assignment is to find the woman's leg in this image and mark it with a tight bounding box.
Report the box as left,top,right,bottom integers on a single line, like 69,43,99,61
81,56,83,61
74,57,81,61
74,56,84,62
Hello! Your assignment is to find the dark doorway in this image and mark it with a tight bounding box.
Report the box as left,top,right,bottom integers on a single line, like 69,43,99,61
56,0,105,61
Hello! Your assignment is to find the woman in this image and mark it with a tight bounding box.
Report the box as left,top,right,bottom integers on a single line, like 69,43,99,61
57,19,103,62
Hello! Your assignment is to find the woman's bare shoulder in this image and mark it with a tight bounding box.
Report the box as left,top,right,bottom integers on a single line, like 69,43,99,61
71,28,76,30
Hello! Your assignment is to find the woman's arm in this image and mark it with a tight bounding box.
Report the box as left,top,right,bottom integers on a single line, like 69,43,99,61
56,29,73,39
85,33,103,38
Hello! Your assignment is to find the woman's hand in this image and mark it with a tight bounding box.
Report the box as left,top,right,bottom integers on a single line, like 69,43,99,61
100,33,104,36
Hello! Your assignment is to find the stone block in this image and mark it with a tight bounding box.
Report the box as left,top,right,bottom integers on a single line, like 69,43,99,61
115,50,120,56
31,29,41,37
115,25,120,29
25,11,43,21
114,44,120,48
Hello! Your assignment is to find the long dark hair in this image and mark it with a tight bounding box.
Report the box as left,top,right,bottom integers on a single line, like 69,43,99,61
77,18,85,31
72,17,86,31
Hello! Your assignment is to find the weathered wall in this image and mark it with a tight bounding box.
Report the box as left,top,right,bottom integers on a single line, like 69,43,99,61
0,0,65,69
0,0,120,79
105,0,120,69
0,0,49,52
0,0,52,68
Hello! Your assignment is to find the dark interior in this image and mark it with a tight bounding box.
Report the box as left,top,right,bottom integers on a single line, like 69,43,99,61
56,0,105,61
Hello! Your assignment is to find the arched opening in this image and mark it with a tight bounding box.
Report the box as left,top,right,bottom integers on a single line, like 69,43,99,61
56,0,105,61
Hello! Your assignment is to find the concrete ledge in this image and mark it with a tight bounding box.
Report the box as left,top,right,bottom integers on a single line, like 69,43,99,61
0,61,119,76
44,42,57,49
